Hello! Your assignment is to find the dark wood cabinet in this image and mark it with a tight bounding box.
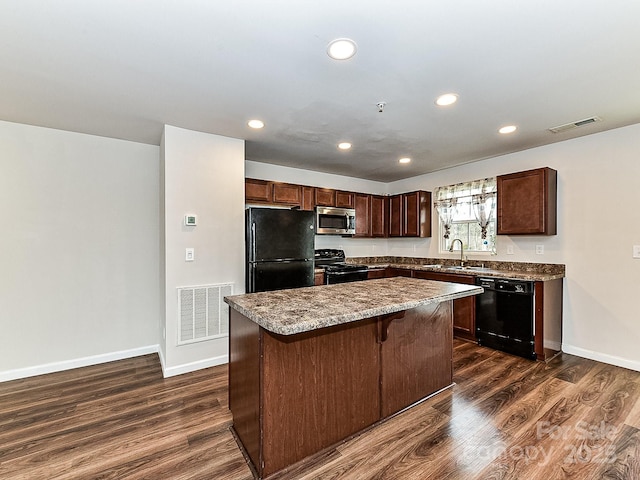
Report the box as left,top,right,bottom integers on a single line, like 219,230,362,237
272,182,301,205
367,267,386,279
354,193,371,237
314,270,325,286
388,191,431,237
335,191,355,208
245,178,302,207
245,178,428,239
370,195,388,237
403,191,431,237
245,178,272,203
388,194,403,237
229,300,455,478
412,270,476,341
315,188,336,206
380,304,453,417
386,267,412,278
497,167,557,235
302,186,315,211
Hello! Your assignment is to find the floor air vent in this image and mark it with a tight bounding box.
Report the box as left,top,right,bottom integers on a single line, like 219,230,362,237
178,283,233,345
548,116,601,133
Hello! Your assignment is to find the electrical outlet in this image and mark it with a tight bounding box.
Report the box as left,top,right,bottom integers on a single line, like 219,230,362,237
506,245,514,255
185,248,195,261
633,245,640,259
536,245,544,255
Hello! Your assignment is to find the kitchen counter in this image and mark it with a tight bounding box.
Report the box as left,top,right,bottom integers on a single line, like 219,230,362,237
353,256,565,281
226,278,483,478
224,276,482,335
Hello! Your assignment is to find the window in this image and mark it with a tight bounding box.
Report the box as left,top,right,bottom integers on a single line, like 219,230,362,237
434,178,496,254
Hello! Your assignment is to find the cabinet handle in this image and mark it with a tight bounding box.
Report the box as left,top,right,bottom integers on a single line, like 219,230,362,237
377,311,406,343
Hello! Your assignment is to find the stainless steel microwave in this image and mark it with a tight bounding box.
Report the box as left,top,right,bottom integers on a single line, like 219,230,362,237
315,206,356,235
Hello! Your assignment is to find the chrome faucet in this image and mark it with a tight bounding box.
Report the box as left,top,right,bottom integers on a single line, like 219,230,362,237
449,238,466,267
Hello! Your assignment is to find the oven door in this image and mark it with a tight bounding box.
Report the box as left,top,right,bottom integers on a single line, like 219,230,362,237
325,269,369,284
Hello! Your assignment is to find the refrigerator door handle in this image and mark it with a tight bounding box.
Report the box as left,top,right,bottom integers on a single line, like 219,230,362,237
251,222,257,262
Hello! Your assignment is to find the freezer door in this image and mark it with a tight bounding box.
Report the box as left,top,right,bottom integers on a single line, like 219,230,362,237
248,260,314,293
247,208,315,262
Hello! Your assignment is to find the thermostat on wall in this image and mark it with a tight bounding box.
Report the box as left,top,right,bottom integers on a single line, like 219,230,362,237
184,214,197,226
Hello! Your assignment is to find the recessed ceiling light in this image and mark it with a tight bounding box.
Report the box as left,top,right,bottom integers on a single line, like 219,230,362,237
327,38,357,60
338,142,352,150
499,125,517,134
247,119,264,129
399,157,411,164
435,93,458,106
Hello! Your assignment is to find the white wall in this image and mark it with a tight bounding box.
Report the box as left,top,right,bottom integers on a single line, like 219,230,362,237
247,125,640,371
0,121,160,380
161,126,245,376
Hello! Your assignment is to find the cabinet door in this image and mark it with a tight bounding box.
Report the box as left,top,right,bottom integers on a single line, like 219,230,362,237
354,193,371,237
301,186,315,211
379,304,453,417
386,267,412,278
497,167,557,235
314,271,325,286
403,191,431,238
370,195,388,237
272,182,301,206
412,271,476,341
367,268,386,279
335,191,355,208
261,319,380,477
388,194,402,237
315,188,336,207
245,178,272,203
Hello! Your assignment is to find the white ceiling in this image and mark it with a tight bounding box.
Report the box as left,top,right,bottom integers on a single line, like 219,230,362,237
2,1,640,182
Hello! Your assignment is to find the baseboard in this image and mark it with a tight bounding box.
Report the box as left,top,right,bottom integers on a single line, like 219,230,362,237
563,343,640,372
0,345,159,383
161,354,229,378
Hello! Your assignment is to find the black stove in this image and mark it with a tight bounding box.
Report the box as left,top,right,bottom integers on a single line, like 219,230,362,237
315,249,369,284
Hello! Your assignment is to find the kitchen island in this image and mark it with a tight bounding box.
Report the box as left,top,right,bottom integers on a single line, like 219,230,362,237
224,277,482,479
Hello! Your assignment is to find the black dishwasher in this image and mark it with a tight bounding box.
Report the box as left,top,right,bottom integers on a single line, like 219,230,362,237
475,277,536,360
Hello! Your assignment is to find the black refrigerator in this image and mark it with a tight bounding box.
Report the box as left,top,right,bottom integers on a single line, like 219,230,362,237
246,207,315,293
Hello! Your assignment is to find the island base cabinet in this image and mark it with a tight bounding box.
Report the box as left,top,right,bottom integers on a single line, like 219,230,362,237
229,303,455,479
261,320,381,478
380,302,453,418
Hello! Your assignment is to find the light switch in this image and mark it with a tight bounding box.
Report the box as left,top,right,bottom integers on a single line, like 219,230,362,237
633,245,640,259
185,248,195,262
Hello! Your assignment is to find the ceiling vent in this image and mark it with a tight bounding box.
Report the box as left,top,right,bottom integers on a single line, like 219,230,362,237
548,116,602,134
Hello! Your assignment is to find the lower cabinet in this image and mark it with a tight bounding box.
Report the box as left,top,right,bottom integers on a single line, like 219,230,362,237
380,304,453,417
314,270,325,286
229,305,453,478
367,267,386,279
386,267,413,278
411,270,476,342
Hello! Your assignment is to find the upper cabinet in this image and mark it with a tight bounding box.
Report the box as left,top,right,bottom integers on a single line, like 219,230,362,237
389,191,431,238
246,178,302,207
370,195,388,238
245,178,430,238
497,167,557,235
314,188,336,207
354,193,372,237
245,178,272,203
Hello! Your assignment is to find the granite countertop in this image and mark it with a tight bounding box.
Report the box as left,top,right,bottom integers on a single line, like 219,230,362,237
352,256,565,281
224,277,482,336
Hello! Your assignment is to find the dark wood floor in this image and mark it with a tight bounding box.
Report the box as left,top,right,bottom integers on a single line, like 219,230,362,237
2,340,640,479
